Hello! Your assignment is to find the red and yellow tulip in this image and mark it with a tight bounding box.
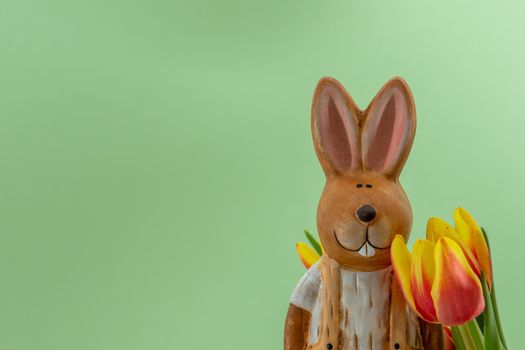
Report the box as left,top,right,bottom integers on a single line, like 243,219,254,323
453,208,492,287
391,234,485,326
391,208,506,348
426,208,492,287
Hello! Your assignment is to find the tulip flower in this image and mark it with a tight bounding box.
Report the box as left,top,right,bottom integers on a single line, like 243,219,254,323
296,242,320,269
454,208,492,287
426,208,492,286
296,230,323,269
391,235,485,326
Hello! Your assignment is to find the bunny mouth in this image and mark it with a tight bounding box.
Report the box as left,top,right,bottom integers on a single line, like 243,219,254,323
333,226,391,257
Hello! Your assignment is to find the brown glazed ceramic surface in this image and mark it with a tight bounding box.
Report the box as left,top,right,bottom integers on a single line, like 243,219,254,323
284,77,444,350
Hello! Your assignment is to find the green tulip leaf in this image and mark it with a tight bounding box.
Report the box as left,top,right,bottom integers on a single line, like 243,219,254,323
476,310,484,332
304,229,323,256
481,273,505,350
481,227,507,348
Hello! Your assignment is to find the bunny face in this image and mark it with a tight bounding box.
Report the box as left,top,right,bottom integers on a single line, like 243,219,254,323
311,77,416,271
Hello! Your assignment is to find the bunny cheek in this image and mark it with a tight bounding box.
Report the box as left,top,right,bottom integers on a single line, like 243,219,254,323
333,221,366,250
367,219,397,248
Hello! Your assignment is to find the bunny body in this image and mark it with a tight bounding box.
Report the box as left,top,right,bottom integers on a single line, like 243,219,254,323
289,257,422,350
284,78,443,350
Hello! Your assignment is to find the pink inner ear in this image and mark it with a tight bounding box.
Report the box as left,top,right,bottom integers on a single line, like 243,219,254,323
367,90,409,172
319,96,353,171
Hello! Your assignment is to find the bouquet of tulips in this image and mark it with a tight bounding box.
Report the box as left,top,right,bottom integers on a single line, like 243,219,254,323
296,208,506,350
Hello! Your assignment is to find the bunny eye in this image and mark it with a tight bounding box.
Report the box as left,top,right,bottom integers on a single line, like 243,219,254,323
365,184,373,188
356,184,363,188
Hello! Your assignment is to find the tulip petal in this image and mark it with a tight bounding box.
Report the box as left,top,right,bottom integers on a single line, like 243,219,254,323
410,240,439,322
427,217,464,245
426,217,453,242
391,235,418,314
432,237,485,326
473,229,492,287
296,242,320,269
453,208,477,252
454,207,492,286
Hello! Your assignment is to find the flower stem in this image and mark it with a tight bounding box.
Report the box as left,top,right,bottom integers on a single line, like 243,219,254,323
451,326,467,350
454,320,484,350
455,324,475,350
466,319,485,349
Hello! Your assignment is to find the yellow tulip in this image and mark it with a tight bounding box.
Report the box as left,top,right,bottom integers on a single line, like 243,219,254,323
391,235,484,326
296,242,320,269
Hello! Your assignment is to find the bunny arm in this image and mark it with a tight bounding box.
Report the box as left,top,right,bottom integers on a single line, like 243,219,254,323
284,304,309,350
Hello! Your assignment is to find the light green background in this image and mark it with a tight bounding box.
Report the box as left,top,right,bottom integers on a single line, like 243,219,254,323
0,0,522,349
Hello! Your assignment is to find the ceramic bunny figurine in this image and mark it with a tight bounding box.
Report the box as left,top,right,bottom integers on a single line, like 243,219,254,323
284,77,443,350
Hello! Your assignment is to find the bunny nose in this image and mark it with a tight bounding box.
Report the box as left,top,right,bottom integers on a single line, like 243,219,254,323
356,205,376,223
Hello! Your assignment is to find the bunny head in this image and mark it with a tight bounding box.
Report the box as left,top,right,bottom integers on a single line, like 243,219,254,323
312,77,416,272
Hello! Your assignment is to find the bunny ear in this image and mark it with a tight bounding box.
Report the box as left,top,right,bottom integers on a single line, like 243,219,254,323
311,77,361,177
362,77,416,178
